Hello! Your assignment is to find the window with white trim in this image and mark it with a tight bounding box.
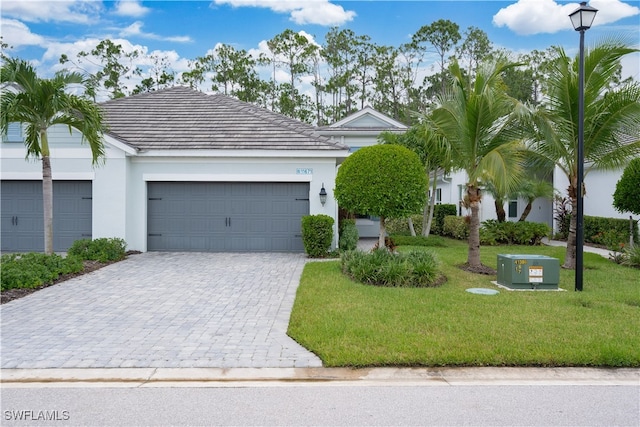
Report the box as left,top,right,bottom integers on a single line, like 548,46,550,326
3,123,24,143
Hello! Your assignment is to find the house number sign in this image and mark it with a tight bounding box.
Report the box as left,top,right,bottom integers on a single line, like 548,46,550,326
296,168,313,175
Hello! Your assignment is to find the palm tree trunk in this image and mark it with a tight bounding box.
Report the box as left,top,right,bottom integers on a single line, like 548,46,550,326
495,199,506,222
519,202,533,222
563,194,578,269
467,185,482,267
42,155,54,255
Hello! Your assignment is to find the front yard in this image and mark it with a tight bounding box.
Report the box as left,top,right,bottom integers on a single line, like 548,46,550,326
288,239,640,367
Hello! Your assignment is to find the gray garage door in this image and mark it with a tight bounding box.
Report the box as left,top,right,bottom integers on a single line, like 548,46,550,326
147,182,309,252
1,180,92,252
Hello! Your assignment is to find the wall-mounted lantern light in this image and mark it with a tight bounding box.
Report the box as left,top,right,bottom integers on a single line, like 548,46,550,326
319,184,328,206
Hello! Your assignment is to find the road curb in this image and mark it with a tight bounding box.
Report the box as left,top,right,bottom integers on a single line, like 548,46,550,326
2,367,638,386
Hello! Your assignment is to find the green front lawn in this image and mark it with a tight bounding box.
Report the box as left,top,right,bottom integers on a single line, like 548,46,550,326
288,239,640,367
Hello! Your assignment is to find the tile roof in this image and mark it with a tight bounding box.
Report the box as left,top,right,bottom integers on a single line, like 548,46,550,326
100,86,348,151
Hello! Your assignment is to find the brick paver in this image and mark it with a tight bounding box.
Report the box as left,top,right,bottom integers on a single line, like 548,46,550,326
0,252,322,369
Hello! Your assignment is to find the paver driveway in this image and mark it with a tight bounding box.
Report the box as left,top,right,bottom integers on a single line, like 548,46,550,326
0,252,322,369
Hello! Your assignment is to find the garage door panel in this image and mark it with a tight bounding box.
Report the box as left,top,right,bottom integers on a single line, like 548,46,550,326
1,180,92,252
147,182,309,252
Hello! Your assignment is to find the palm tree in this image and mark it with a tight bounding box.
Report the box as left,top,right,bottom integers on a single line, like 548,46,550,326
528,39,640,269
514,178,554,222
1,58,106,254
431,58,526,270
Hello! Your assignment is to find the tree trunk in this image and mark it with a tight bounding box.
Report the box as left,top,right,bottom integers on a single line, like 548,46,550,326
42,155,54,255
467,185,482,268
408,217,416,237
519,202,533,222
495,199,506,223
424,170,438,238
630,216,635,249
378,215,386,249
563,191,578,269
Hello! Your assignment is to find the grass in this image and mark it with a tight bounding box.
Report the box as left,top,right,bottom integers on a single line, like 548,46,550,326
287,238,640,367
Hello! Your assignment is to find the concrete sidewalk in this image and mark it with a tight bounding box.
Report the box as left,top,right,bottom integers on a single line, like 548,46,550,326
542,238,612,257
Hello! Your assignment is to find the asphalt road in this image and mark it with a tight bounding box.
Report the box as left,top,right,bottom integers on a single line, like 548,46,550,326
2,383,638,426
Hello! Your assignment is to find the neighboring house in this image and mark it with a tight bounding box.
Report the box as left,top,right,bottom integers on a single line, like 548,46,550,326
319,106,628,236
317,106,408,238
1,86,349,253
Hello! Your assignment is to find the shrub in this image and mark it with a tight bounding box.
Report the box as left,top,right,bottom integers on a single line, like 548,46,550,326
561,216,639,249
68,237,127,262
1,253,83,291
341,249,442,287
389,234,447,247
442,215,469,240
621,245,640,269
339,219,359,251
301,214,335,257
432,204,457,235
385,215,423,236
480,220,550,246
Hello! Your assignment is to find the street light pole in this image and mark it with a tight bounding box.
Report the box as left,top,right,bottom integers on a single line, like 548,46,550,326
569,2,597,292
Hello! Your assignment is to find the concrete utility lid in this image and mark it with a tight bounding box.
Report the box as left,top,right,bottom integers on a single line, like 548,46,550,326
466,288,500,295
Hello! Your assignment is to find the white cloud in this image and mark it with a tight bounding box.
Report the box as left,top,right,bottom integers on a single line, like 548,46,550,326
0,0,102,24
0,19,46,48
493,0,639,35
213,0,356,26
119,21,192,43
113,0,151,17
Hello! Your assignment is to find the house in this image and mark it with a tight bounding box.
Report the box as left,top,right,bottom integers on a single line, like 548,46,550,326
319,106,630,236
1,86,349,253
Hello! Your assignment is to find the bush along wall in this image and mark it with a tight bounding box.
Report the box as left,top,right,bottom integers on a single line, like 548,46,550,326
301,214,335,257
442,215,469,240
480,220,550,245
561,215,639,250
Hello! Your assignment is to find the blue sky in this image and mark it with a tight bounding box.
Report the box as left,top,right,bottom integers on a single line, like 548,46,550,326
2,0,639,92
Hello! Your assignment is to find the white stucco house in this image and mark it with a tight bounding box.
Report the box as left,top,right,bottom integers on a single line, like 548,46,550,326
318,106,631,236
1,86,349,253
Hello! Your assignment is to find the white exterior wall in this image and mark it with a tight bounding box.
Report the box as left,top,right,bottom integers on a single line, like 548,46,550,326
2,125,344,252
554,164,626,220
123,154,339,251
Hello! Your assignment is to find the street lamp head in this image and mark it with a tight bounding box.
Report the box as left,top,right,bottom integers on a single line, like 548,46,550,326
569,1,598,31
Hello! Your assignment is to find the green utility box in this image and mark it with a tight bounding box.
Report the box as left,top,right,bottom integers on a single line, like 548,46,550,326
497,254,560,290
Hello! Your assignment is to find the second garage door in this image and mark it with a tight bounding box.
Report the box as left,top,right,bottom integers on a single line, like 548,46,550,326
147,182,309,252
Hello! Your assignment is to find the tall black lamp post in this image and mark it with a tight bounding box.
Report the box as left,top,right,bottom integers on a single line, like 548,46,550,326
569,1,598,292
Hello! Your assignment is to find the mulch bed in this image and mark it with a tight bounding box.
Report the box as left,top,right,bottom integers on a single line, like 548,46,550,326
458,263,497,275
1,251,140,305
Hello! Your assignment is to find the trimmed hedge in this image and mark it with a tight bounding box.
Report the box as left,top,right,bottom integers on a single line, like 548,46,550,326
442,215,469,240
341,249,442,287
560,215,639,250
480,220,550,245
301,214,335,257
385,204,457,236
432,204,457,235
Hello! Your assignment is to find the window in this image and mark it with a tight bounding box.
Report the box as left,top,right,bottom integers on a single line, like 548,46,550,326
3,123,24,143
508,200,518,218
429,188,442,204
